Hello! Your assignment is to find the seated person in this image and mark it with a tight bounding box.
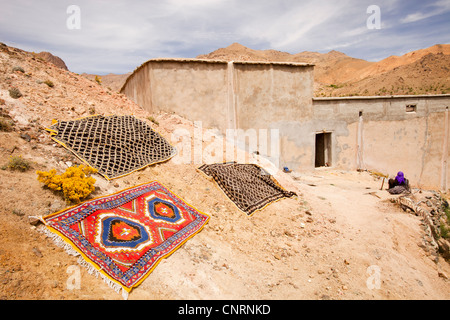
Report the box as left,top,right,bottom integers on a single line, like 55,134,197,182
388,171,410,191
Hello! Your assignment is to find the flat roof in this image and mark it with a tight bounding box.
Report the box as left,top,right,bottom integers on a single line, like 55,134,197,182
139,58,314,67
313,94,450,101
121,58,314,92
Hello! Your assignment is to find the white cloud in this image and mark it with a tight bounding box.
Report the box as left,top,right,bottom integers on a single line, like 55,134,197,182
0,0,448,73
401,11,435,23
341,26,369,38
401,0,450,23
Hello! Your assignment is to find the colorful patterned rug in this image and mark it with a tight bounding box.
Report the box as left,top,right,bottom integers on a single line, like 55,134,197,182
41,181,209,298
46,115,177,180
198,162,297,216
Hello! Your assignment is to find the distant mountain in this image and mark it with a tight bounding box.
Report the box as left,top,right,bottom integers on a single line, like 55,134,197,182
325,52,450,96
197,43,450,96
196,42,374,86
35,51,69,71
81,73,131,92
355,44,450,80
80,42,450,96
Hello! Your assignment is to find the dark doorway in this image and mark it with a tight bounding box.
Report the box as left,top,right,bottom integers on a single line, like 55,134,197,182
315,132,332,167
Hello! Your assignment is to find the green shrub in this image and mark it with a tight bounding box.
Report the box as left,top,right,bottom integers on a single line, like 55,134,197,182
443,203,450,222
7,155,31,172
147,116,159,126
44,80,54,88
9,87,22,99
440,223,449,239
12,66,25,73
0,116,13,131
12,209,25,217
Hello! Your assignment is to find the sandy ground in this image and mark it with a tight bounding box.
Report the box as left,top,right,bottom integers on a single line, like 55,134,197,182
132,167,450,300
1,123,449,300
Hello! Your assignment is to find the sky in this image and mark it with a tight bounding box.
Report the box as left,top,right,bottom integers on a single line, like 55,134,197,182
0,0,449,74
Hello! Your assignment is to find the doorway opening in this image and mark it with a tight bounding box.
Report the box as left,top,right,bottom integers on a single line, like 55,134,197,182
315,132,332,167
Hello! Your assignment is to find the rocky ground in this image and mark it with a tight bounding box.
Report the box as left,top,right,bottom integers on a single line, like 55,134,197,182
0,42,449,300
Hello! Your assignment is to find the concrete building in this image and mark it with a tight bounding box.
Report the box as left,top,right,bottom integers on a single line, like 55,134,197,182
120,58,450,191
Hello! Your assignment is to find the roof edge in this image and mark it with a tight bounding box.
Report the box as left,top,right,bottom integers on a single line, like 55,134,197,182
313,94,450,101
120,58,314,93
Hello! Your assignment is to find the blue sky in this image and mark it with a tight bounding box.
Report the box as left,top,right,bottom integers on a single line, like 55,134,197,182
0,0,449,74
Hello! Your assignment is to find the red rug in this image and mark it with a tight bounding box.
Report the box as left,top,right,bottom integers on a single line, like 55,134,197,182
42,181,210,297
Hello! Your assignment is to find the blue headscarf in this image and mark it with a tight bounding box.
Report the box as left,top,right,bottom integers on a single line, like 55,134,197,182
395,171,405,184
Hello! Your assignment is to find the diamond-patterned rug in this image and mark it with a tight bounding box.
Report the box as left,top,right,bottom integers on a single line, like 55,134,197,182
41,181,209,298
198,162,297,216
46,115,177,180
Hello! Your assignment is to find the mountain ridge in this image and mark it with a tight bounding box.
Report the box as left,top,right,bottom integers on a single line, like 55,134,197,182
197,43,450,96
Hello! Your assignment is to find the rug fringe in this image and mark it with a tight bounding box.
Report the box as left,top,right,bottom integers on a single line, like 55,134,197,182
38,226,129,300
77,256,129,300
38,226,80,257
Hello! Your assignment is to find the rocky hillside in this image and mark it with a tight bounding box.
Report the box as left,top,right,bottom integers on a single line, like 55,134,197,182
320,52,450,97
198,43,450,97
81,72,131,93
34,51,69,71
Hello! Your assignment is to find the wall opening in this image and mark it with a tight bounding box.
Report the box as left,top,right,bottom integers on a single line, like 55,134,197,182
315,132,332,167
406,104,417,113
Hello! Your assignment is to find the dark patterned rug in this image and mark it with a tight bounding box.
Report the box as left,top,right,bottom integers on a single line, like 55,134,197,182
47,115,176,180
198,162,297,216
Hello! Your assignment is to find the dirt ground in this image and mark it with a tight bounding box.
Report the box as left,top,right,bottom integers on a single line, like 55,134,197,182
1,122,449,300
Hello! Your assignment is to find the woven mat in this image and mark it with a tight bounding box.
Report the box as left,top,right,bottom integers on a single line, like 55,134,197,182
41,181,210,298
199,162,296,216
47,115,176,180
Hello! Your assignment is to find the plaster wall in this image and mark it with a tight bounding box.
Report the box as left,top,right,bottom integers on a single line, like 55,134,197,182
233,63,314,129
122,60,230,131
121,59,450,190
313,95,450,189
121,59,315,171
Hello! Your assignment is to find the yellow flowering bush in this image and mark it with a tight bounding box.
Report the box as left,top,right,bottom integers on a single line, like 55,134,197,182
37,165,98,203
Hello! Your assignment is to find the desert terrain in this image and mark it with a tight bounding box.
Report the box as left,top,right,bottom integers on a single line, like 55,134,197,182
85,43,450,97
84,42,450,97
0,42,449,300
197,42,450,97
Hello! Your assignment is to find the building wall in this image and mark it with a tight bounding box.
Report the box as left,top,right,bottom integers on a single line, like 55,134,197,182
233,62,314,129
313,95,450,190
121,59,315,171
121,59,314,130
121,59,230,131
121,59,450,190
